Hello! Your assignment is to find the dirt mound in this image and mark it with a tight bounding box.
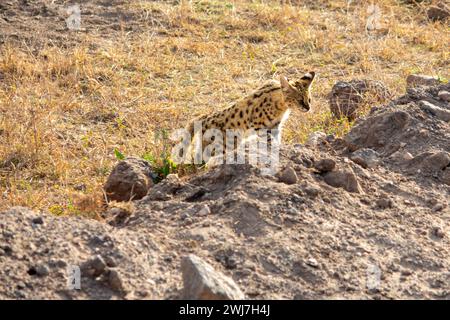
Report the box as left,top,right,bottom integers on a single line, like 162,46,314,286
1,84,449,299
346,82,450,184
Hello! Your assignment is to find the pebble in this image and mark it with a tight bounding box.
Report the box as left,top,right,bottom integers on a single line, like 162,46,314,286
196,205,211,217
306,258,319,268
314,158,336,172
279,166,298,185
438,90,450,102
32,217,44,225
108,269,126,293
431,227,445,239
376,198,393,209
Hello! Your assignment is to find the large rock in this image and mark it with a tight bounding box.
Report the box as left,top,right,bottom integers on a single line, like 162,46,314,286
419,100,450,122
314,158,336,173
419,151,450,172
81,255,107,277
278,166,298,185
181,254,244,300
323,167,362,193
442,168,450,186
406,74,440,89
305,131,327,147
104,157,155,202
349,148,380,169
438,90,450,102
329,79,390,120
404,151,450,177
345,110,412,151
427,3,449,22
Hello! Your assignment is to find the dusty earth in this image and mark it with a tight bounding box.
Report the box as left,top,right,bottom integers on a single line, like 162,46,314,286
0,0,149,48
1,0,449,300
1,82,449,299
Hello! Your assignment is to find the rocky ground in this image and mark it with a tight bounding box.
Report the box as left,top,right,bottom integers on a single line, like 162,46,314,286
1,82,449,300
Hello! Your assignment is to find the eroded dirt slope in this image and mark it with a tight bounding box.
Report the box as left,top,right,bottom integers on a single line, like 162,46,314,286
1,83,449,299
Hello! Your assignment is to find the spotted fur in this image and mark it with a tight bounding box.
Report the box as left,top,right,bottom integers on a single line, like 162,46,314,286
186,71,316,148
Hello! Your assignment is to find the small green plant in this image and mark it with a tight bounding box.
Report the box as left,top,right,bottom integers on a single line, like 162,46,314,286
437,75,448,84
48,204,64,216
142,151,177,183
114,148,125,160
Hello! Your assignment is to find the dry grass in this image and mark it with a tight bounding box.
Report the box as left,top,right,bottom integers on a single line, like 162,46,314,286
0,0,448,216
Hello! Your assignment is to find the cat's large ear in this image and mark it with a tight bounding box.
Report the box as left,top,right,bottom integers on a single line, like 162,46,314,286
280,75,294,92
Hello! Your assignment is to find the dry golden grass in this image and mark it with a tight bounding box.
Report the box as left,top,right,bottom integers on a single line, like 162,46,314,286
0,0,448,216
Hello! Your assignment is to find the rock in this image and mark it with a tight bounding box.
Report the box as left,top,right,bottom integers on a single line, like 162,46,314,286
215,249,241,270
314,158,336,172
106,206,132,226
181,212,190,220
104,256,118,268
438,90,450,102
196,204,211,217
431,227,445,239
420,151,450,172
29,264,49,277
432,203,445,212
305,131,327,147
427,3,449,22
279,166,298,185
50,259,67,268
329,79,390,120
306,258,319,268
32,217,44,225
181,254,244,300
442,168,450,186
350,148,380,169
345,110,412,151
388,150,414,163
419,100,450,122
104,157,155,202
81,255,107,277
16,281,26,290
406,75,440,89
35,264,49,276
165,173,180,182
376,198,393,209
323,168,362,193
108,269,126,293
304,184,320,198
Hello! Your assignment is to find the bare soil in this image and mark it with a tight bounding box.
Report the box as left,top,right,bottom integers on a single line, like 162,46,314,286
1,0,449,300
1,83,449,299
